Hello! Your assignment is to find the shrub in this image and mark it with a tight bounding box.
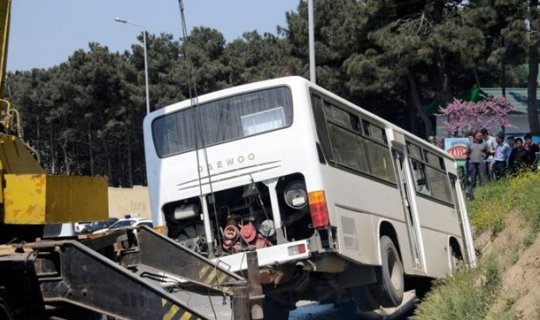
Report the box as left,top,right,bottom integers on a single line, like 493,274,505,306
414,257,500,320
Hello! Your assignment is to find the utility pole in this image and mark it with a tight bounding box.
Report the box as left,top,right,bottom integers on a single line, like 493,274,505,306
308,0,316,84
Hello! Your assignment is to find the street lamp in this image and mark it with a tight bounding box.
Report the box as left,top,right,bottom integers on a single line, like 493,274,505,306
115,17,150,115
308,0,316,84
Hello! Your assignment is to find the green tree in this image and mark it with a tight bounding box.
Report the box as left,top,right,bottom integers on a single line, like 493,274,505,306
463,0,528,89
223,31,302,85
180,27,229,95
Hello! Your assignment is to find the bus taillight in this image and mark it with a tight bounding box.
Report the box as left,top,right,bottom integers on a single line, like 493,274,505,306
308,190,330,229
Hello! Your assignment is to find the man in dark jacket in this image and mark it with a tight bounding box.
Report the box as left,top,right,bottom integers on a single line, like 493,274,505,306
509,138,530,173
524,133,539,170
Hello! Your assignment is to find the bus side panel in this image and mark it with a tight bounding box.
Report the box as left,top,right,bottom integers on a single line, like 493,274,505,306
418,228,458,278
321,166,416,274
415,197,462,277
415,199,461,236
334,206,378,264
333,206,417,277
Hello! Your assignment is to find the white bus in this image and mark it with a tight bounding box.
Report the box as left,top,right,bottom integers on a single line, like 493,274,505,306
143,76,475,317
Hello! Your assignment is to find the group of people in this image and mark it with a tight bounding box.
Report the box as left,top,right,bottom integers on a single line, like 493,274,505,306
465,129,539,200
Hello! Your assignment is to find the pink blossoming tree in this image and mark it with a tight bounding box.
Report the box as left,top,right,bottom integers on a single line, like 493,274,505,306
438,97,515,136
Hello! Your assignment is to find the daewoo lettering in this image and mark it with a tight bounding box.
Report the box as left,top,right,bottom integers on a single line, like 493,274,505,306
198,153,256,172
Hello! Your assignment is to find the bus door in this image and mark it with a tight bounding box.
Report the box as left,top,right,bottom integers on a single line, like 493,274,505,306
393,150,424,270
448,173,477,267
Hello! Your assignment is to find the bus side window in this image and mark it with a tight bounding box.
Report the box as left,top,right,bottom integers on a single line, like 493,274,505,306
425,166,453,204
407,143,423,160
364,138,396,183
328,124,370,173
311,94,334,162
424,151,445,170
411,159,430,195
362,120,386,142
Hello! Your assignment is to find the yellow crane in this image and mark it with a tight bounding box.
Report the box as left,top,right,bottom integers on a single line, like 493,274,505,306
0,0,10,95
0,0,108,230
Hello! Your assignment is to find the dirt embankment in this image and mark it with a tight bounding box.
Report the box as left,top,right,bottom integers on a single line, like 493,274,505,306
475,212,540,319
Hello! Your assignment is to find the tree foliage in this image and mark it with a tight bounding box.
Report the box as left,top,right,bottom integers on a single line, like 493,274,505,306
4,0,538,185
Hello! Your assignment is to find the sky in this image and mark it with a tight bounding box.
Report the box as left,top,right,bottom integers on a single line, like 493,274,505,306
7,0,299,71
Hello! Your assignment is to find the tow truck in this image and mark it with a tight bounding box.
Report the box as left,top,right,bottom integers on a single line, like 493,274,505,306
0,1,263,319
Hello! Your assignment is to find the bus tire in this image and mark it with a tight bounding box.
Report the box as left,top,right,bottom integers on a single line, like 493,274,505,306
371,236,404,307
449,245,463,274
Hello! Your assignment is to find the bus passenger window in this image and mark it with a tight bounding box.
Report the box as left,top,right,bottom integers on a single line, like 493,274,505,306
362,120,386,142
411,159,430,195
407,143,423,161
364,139,396,183
425,166,453,203
424,151,445,170
325,103,359,132
328,124,369,173
311,95,334,162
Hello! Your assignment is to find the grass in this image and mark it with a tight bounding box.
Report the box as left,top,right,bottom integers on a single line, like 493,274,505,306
415,256,501,320
414,171,540,320
468,171,540,235
523,230,536,248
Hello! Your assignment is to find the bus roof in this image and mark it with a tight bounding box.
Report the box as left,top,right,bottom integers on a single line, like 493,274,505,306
145,75,454,161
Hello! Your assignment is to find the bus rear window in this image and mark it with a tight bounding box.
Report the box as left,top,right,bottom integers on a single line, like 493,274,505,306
152,87,293,157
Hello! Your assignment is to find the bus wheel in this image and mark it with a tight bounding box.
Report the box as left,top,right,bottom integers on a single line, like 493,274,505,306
449,245,463,274
371,236,404,307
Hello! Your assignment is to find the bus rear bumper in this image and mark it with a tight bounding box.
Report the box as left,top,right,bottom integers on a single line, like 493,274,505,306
212,240,310,273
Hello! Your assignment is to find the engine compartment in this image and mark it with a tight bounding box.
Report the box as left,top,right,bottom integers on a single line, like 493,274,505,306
162,173,314,258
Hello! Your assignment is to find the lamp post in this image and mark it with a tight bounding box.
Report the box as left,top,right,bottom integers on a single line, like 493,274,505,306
115,17,150,115
308,0,316,84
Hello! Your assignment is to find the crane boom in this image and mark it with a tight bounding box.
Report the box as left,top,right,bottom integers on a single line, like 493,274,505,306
0,0,10,97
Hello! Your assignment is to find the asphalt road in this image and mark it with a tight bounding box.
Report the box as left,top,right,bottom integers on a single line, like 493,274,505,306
290,291,418,320
172,290,418,320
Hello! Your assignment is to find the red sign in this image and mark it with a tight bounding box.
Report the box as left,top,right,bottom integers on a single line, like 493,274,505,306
444,138,469,160
447,145,467,160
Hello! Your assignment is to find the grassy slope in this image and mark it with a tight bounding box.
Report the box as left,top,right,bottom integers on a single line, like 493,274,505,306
414,171,540,320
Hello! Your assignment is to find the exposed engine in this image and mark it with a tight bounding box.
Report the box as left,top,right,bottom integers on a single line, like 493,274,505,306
164,174,313,257
175,222,206,252
217,181,275,253
221,217,274,252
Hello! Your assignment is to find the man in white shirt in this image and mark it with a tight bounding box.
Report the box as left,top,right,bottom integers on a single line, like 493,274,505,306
481,128,496,179
492,133,511,179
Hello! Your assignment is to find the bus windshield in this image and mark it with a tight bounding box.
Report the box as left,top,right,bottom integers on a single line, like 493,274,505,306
152,86,293,157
